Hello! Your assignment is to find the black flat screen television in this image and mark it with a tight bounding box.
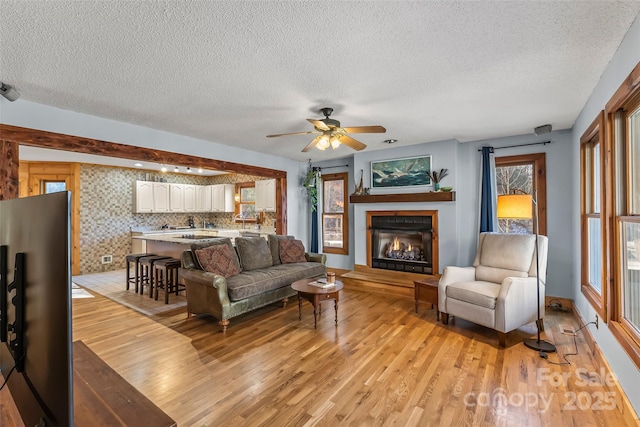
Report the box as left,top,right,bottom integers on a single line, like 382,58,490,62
0,192,73,426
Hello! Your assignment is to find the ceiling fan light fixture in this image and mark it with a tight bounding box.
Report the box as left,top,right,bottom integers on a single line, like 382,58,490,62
317,134,330,150
329,135,342,149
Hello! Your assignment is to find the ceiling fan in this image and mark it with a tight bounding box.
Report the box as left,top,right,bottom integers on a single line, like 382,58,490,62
266,107,386,152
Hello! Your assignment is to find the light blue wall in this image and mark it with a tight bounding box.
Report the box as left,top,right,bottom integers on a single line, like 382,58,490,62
311,157,354,270
571,13,640,415
456,130,574,298
351,139,460,273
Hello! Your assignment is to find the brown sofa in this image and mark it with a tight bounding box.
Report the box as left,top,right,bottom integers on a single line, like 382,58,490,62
180,235,326,332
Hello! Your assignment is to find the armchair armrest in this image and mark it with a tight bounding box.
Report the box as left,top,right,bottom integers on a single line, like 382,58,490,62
305,252,327,265
438,266,476,312
495,276,544,333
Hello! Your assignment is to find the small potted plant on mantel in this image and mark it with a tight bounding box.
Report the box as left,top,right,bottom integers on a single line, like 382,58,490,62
429,168,449,191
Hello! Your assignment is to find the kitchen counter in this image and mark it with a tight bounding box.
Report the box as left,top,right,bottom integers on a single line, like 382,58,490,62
131,228,272,258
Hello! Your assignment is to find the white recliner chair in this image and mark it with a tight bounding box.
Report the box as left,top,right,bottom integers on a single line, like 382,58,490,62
438,232,549,347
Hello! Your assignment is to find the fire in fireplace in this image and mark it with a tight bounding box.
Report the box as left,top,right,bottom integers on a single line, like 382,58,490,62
384,236,423,261
367,211,437,274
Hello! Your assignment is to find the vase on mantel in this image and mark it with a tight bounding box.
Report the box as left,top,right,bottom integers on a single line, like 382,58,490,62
434,183,440,191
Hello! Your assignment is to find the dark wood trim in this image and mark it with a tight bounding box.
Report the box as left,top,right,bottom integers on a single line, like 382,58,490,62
609,321,640,371
322,172,348,255
495,153,547,236
605,60,640,112
0,124,285,178
605,61,640,364
276,177,286,235
0,124,288,235
350,191,455,204
579,111,607,320
0,140,19,200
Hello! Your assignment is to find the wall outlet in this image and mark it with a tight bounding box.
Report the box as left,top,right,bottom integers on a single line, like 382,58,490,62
595,314,599,329
101,255,113,264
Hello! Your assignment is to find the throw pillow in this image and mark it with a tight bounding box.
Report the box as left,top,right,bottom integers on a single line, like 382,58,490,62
195,244,241,278
235,237,274,271
279,239,307,264
191,238,240,272
267,234,295,265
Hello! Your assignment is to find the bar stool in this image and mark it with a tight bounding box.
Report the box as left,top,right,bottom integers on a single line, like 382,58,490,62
138,255,171,297
153,258,184,304
125,253,155,293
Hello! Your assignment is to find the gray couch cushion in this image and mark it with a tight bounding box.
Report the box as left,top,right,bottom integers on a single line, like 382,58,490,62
268,234,294,265
235,237,273,271
226,262,326,301
190,238,239,271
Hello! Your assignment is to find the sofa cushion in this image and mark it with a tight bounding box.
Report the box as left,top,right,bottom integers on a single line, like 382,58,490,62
279,239,307,264
478,233,535,273
268,234,295,265
235,237,273,271
190,238,239,271
226,262,327,301
445,281,501,309
195,244,241,278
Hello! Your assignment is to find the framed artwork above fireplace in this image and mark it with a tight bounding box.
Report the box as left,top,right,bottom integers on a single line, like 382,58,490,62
370,155,432,189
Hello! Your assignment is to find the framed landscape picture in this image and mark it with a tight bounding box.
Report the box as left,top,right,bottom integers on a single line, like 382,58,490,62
371,155,432,189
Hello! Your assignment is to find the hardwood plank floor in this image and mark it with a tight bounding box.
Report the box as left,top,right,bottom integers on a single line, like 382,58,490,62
70,280,633,427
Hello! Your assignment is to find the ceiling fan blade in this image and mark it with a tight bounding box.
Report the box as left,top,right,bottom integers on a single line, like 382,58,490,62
342,125,386,134
301,135,322,152
307,119,330,131
266,131,317,138
339,135,367,151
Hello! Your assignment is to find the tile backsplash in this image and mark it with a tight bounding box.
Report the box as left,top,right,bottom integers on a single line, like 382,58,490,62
79,164,274,274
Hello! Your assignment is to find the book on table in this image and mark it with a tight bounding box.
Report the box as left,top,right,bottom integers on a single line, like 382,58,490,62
308,278,335,289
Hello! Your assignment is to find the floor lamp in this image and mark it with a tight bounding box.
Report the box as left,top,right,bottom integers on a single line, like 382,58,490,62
497,191,556,353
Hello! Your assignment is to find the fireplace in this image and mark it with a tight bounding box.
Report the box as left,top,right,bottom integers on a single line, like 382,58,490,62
367,210,437,274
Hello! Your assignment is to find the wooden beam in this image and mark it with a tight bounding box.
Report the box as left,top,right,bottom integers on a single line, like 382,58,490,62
0,140,19,200
0,124,286,178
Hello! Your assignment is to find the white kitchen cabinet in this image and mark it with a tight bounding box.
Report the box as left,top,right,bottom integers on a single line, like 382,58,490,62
183,184,197,212
153,182,170,212
196,185,208,212
169,184,184,212
211,184,235,212
133,181,154,213
203,185,213,211
255,179,276,212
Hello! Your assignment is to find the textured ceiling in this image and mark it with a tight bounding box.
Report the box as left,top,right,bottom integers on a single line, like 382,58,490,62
2,1,639,164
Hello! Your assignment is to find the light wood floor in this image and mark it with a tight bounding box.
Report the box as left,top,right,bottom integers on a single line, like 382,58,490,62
68,278,634,427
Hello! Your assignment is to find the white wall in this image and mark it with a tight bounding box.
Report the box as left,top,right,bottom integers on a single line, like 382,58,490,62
0,99,310,240
571,13,640,415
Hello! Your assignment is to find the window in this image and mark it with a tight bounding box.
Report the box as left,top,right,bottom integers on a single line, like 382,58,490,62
580,112,606,318
604,60,640,368
43,180,66,194
235,182,257,222
322,173,348,255
495,153,547,235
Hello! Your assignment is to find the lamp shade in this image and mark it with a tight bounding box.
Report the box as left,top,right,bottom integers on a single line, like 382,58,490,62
497,194,533,219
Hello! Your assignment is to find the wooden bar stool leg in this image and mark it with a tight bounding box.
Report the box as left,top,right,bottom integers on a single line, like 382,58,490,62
151,265,158,298
126,261,131,291
134,259,140,293
164,268,171,304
